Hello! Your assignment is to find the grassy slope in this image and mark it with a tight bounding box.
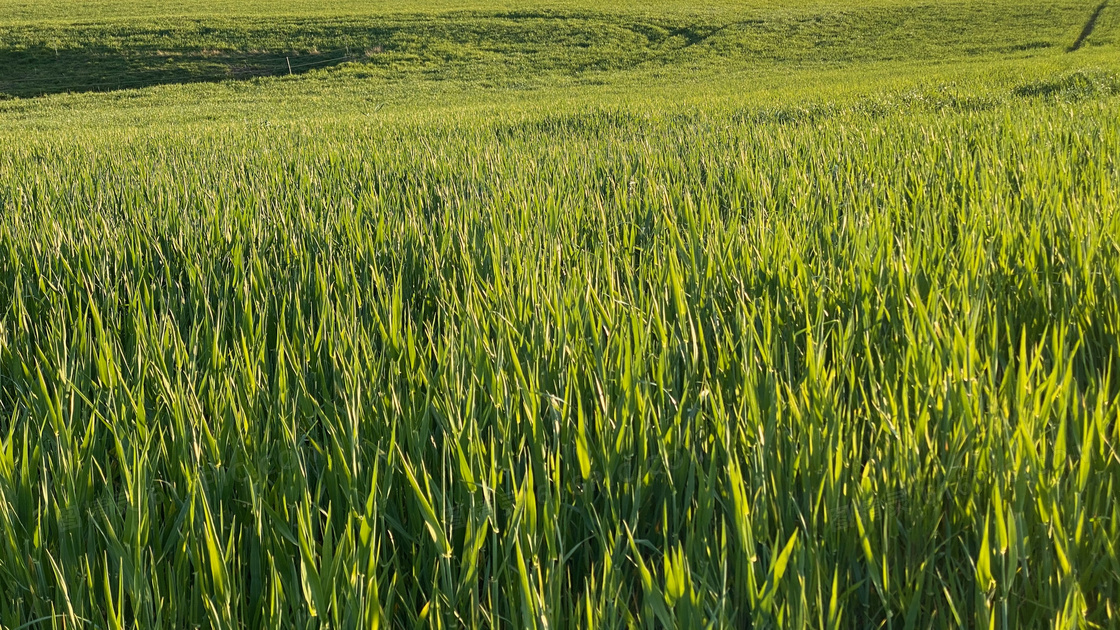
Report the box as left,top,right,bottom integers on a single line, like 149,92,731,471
0,0,1110,98
2,1,1120,629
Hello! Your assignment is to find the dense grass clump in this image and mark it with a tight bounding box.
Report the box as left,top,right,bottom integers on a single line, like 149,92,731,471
1,88,1119,627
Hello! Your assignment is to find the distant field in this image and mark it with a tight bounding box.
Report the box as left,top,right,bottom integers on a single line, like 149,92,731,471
0,0,1113,98
1,0,1120,628
0,0,1032,21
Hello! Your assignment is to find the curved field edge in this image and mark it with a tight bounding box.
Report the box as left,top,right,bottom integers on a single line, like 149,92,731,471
1,79,1119,627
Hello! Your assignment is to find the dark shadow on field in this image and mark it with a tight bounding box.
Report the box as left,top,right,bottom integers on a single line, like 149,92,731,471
0,46,363,97
0,17,399,99
1069,0,1109,51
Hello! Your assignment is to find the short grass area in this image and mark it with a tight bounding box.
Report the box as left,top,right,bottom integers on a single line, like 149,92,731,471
0,0,1107,97
1,0,1119,628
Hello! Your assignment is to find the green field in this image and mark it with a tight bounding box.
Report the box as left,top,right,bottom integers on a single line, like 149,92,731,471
2,0,1120,627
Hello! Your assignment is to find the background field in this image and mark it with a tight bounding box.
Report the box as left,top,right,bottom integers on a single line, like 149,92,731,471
2,0,1120,628
0,0,1115,98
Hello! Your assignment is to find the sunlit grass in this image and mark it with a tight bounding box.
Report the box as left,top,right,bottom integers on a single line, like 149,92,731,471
1,0,1120,627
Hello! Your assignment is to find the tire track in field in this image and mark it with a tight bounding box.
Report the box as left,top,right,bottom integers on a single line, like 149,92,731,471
1069,0,1109,51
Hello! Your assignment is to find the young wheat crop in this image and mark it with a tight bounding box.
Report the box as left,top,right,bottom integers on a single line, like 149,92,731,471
1,83,1119,626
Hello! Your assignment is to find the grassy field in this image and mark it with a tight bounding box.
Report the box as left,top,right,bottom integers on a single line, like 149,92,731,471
2,0,1120,628
0,0,1113,98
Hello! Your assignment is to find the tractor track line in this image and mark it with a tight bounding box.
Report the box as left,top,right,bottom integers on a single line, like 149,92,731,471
1069,0,1108,51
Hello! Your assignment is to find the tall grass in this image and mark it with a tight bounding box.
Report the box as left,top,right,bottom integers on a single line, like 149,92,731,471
1,87,1119,627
